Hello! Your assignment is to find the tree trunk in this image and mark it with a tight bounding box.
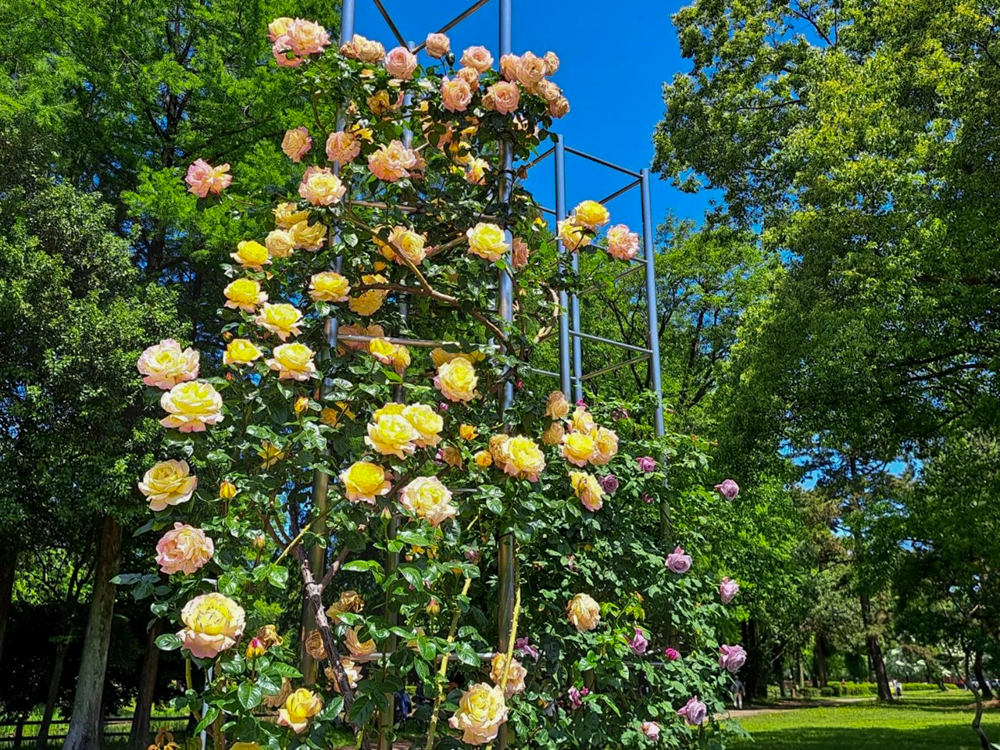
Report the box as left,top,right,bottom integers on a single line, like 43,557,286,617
815,634,828,688
975,649,993,700
37,641,70,748
130,622,162,750
859,593,891,700
63,515,122,750
0,546,17,671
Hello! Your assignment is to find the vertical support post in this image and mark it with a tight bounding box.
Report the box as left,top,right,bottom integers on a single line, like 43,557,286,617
640,169,664,437
569,184,583,401
301,0,356,685
555,135,572,396
497,3,515,750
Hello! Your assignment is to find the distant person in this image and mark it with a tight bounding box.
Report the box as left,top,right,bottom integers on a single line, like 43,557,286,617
841,678,846,689
895,680,902,699
731,676,745,710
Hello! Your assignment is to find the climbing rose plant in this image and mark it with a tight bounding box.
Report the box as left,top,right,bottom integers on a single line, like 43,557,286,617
122,17,746,750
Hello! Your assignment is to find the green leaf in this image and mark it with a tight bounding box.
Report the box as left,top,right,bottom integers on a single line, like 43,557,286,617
267,565,289,589
238,680,263,710
155,633,183,651
271,662,303,678
454,642,480,666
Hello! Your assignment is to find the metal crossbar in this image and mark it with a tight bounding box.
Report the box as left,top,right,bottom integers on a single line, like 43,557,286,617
564,146,642,178
582,353,650,381
371,0,408,46
599,178,642,206
412,0,494,52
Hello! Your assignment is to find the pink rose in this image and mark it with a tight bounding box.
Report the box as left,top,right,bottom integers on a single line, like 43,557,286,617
286,19,330,56
628,627,649,655
272,37,303,67
425,33,450,59
678,696,707,726
488,81,520,115
368,140,418,182
607,224,640,261
599,474,619,494
515,637,540,662
665,647,680,661
641,721,661,741
298,166,346,206
460,45,493,72
641,492,654,504
465,548,481,563
185,159,231,198
281,126,312,162
325,131,360,164
441,77,472,112
500,53,520,81
156,523,214,575
512,237,529,269
715,478,740,500
568,685,589,709
720,576,739,604
719,644,747,673
665,546,691,574
638,456,657,473
385,46,418,80
267,17,293,42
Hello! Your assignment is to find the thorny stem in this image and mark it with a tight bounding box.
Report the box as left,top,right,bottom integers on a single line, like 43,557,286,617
485,586,521,750
424,576,474,750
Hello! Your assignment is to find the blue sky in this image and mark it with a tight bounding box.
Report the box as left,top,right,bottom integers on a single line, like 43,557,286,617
349,0,716,232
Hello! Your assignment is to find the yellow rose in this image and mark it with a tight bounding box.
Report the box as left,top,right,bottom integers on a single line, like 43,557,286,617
294,396,310,413
230,240,270,270
258,441,286,468
177,592,246,658
500,436,546,482
340,461,391,505
309,271,350,302
160,381,224,432
434,356,478,403
231,743,262,750
365,412,420,459
460,424,478,440
466,222,509,262
541,421,565,446
345,626,378,662
223,278,268,313
321,401,355,427
349,274,389,316
465,157,489,185
562,431,597,468
223,338,263,366
254,302,303,341
266,342,316,381
138,459,197,511
566,592,601,632
388,226,427,265
289,219,327,251
569,471,604,512
400,476,457,527
430,348,486,367
545,390,571,420
265,229,295,258
490,653,527,697
389,344,411,374
137,339,200,389
557,218,591,251
368,337,396,365
219,480,238,500
570,407,596,434
572,199,610,230
474,450,493,468
402,403,443,448
273,202,311,229
489,434,510,465
590,427,619,466
277,688,322,733
373,402,406,419
448,683,508,745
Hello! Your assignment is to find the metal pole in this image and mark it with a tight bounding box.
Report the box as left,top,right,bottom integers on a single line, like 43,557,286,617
497,4,515,750
570,253,583,403
640,168,664,436
555,135,571,396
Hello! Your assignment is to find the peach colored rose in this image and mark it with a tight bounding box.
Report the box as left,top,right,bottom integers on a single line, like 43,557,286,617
545,390,571,419
268,17,293,42
460,45,494,72
570,406,596,434
388,226,427,265
590,427,619,466
156,523,214,575
543,51,560,75
541,421,565,446
515,52,546,88
385,46,418,79
567,593,601,631
330,658,362,693
425,33,450,58
368,140,418,182
569,471,604,512
489,81,520,114
549,96,570,118
349,274,389,316
344,34,385,63
606,224,640,261
286,19,330,56
265,229,294,259
449,683,508,745
441,77,473,113
299,166,346,206
325,131,360,164
345,626,378,662
400,476,457,527
160,381,224,432
511,237,529,269
457,66,481,89
139,459,197,511
465,157,489,186
272,37,303,68
309,271,350,302
185,159,231,198
266,342,316,381
534,79,562,103
281,126,312,162
500,53,520,81
273,202,311,229
137,339,199,389
254,302,303,340
178,592,245,659
490,653,527,697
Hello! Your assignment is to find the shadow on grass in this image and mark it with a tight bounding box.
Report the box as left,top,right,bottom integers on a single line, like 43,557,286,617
738,726,994,750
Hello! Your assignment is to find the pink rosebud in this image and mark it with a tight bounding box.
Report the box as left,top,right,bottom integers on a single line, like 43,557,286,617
599,474,619,494
665,546,691,574
438,402,449,412
641,721,661,741
628,627,649,655
576,399,588,408
714,478,740,500
641,492,654,504
185,159,232,198
678,696,707,726
515,637,540,662
719,576,739,604
638,456,657,473
719,644,747,673
465,548,481,563
568,686,584,709
566,554,576,571
665,647,680,661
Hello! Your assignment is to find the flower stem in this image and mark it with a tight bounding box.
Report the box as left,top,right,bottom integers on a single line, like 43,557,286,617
424,576,474,750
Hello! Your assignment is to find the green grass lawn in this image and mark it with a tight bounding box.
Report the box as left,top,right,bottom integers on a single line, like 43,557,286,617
732,692,1000,749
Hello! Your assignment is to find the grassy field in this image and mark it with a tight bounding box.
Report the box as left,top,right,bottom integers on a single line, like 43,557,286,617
732,692,1000,750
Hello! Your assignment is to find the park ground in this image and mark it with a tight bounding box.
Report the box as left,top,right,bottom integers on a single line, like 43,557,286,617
731,691,1000,749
